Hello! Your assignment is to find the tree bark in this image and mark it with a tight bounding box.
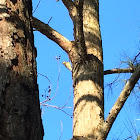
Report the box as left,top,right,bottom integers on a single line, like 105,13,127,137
70,0,104,139
0,0,43,140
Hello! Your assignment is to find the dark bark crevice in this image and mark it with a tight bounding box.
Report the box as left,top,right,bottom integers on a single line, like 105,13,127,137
0,1,44,139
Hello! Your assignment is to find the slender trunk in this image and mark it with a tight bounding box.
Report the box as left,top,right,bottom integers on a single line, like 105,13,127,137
0,0,43,139
71,0,104,139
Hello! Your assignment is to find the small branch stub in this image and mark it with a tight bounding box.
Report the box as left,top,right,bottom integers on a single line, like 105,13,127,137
63,61,72,71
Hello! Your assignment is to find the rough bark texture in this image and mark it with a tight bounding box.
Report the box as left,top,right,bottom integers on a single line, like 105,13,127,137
71,0,104,139
0,0,43,140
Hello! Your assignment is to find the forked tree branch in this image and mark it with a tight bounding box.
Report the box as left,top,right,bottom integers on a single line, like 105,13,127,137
103,65,140,138
104,67,135,75
32,17,73,53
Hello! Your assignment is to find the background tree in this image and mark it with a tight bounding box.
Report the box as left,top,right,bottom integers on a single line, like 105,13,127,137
32,0,140,140
0,0,43,139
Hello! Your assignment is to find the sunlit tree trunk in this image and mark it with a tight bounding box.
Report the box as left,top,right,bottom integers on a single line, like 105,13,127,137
0,0,43,139
71,0,104,139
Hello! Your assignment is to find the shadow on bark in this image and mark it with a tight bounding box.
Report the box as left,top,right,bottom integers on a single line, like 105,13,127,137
0,61,43,139
0,7,44,139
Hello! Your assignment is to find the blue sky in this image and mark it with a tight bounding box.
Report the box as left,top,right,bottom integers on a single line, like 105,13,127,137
33,0,140,139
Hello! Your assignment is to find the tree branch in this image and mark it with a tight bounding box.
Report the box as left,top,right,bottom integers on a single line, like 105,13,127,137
61,63,136,75
32,17,73,53
62,0,76,18
104,67,135,75
103,65,140,138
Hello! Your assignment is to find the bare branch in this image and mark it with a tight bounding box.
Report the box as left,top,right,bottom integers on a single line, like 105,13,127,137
62,65,135,74
104,68,135,75
103,65,140,138
32,17,73,53
37,72,52,101
40,104,72,116
33,0,41,13
40,57,61,104
59,121,63,140
134,51,140,62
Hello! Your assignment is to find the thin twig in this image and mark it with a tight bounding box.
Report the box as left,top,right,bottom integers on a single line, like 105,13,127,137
33,0,41,14
61,86,73,108
41,104,72,116
59,121,63,140
47,17,52,25
134,51,140,62
38,72,52,103
40,56,61,103
49,57,61,100
37,72,51,85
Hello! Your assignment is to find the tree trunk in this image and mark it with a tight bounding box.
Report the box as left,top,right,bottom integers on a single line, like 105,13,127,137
30,0,140,139
71,0,104,139
0,0,43,140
